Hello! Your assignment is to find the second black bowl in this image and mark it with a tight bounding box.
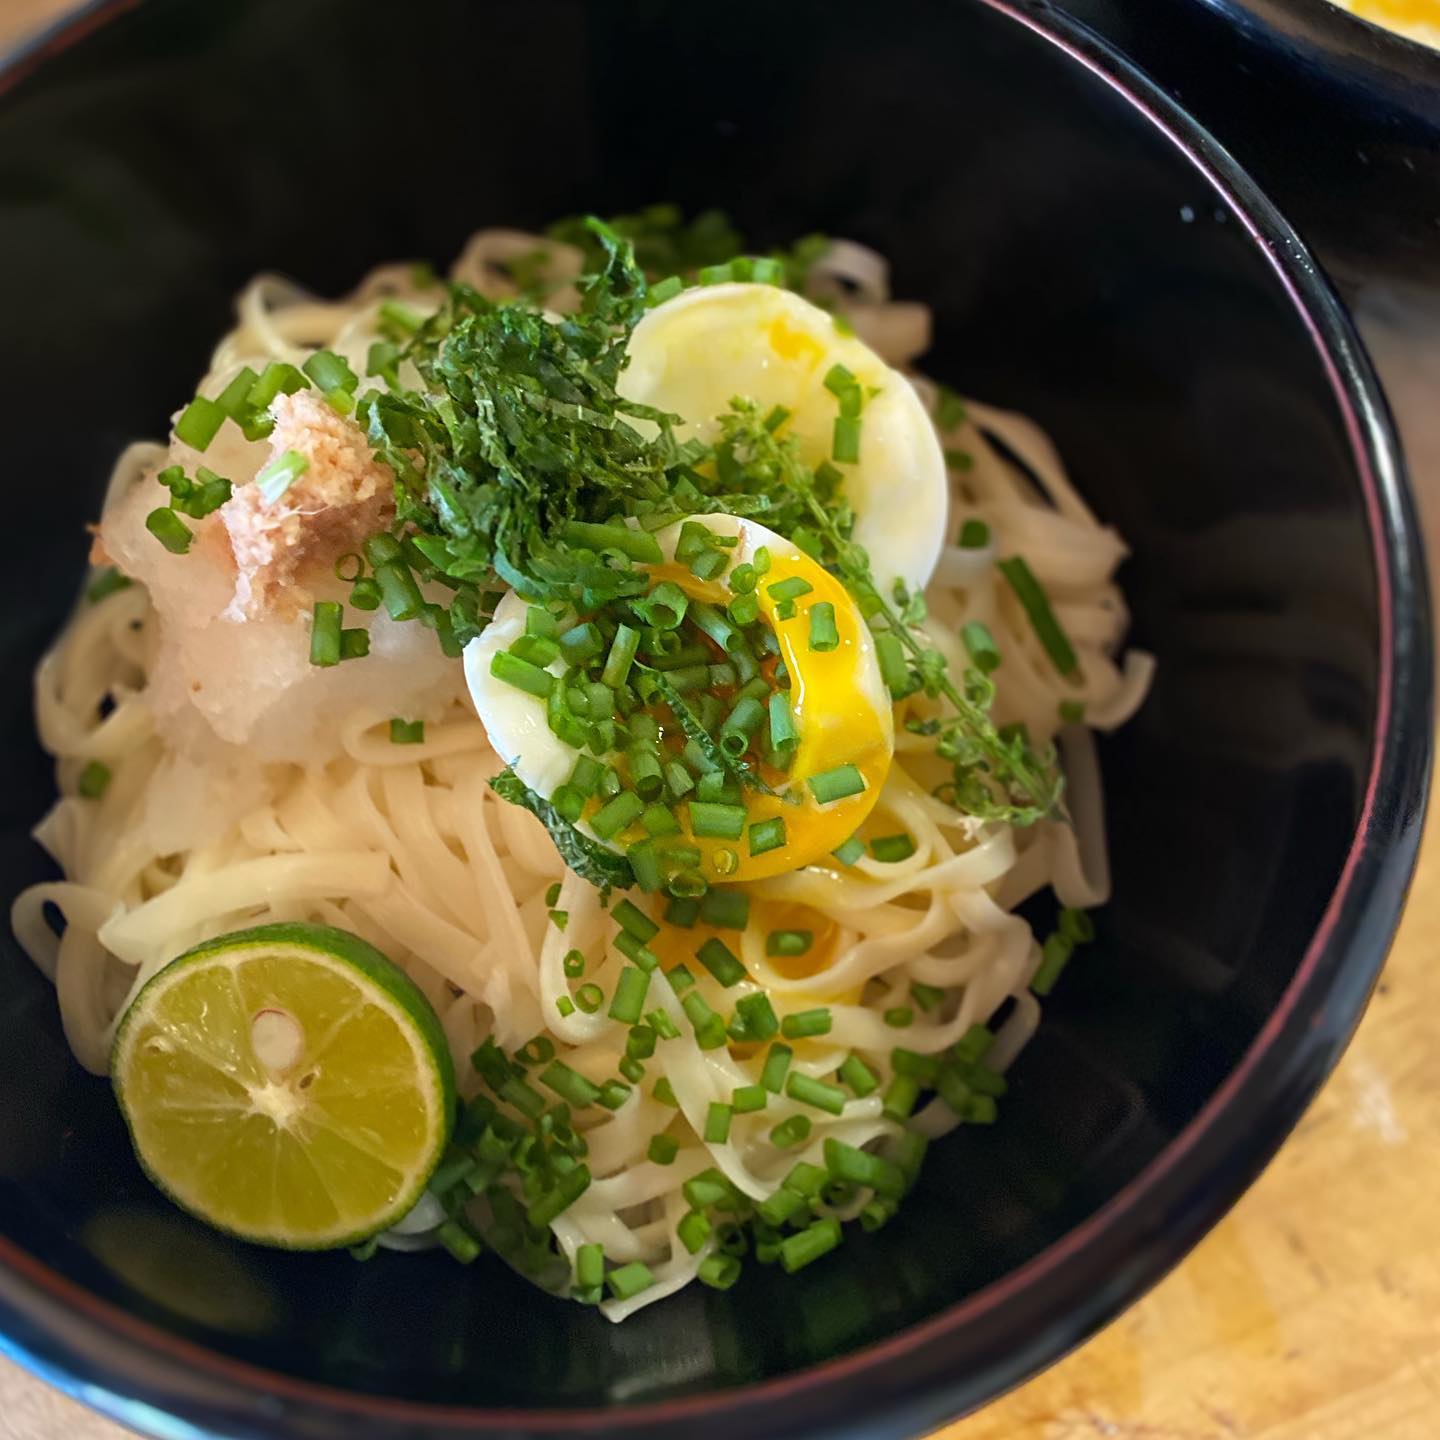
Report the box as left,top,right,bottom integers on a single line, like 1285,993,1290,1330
0,1,1429,1437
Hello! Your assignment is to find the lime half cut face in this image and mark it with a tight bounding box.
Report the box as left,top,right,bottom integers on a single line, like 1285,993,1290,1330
112,922,455,1249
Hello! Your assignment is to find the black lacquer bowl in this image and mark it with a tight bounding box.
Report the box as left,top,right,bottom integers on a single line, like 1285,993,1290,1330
0,2,1429,1438
1071,0,1440,286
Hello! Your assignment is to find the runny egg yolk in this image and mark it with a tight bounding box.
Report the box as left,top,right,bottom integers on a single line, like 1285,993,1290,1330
463,513,895,889
1333,0,1440,43
645,515,893,883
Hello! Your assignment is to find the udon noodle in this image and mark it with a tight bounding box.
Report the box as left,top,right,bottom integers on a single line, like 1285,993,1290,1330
14,226,1152,1317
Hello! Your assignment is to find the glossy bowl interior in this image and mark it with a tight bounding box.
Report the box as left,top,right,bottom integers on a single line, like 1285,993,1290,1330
0,2,1428,1438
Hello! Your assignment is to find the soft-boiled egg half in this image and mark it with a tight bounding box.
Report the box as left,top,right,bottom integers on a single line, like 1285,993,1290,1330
617,282,949,599
465,514,893,884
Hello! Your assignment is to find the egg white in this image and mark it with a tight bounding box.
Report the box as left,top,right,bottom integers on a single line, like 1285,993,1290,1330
618,282,948,598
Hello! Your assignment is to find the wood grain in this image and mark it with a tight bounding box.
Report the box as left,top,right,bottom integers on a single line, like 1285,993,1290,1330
0,5,1435,1439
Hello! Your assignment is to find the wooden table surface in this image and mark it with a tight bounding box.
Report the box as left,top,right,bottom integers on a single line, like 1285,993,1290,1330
2,6,1438,1440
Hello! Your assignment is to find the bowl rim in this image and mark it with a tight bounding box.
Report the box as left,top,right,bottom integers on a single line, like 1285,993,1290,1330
0,0,1430,1436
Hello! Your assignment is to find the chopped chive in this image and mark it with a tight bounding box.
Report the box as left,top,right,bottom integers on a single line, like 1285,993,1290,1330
757,1185,808,1229
891,1048,940,1080
831,836,866,867
175,396,226,452
719,695,766,758
727,591,760,628
698,1254,742,1290
608,968,650,1024
767,693,797,752
698,888,749,930
870,833,916,863
688,801,747,840
689,600,742,654
958,518,990,549
761,1043,793,1093
539,1060,602,1108
910,981,945,1013
644,1008,680,1044
786,1072,847,1115
677,1208,711,1253
945,447,974,472
309,601,342,667
766,930,813,959
653,1077,680,1106
954,1024,996,1065
606,1261,655,1301
766,576,813,604
389,718,424,745
769,1114,812,1150
575,984,604,1014
512,633,560,668
613,934,653,971
215,366,259,419
601,623,640,688
823,1138,906,1199
490,649,554,700
559,621,605,666
592,791,644,841
563,950,585,978
663,895,700,929
86,567,132,603
874,631,913,698
559,520,664,565
784,1161,829,1199
627,839,663,893
668,964,696,994
962,621,1001,674
613,898,659,943
780,1008,832,1040
348,577,381,611
883,1006,915,1029
682,990,728,1050
576,1242,605,1290
302,348,358,395
77,761,111,799
998,555,1079,677
556,996,577,1018
883,1073,920,1120
145,508,192,555
730,993,780,1044
649,1133,679,1166
838,1054,879,1096
696,937,746,987
733,1084,768,1113
1060,906,1097,944
704,1103,734,1144
748,818,787,856
823,363,858,400
1031,932,1074,996
255,449,310,506
808,602,839,652
1060,699,1087,725
627,1025,657,1060
833,415,862,464
807,764,866,806
374,560,425,622
598,1079,632,1110
682,1169,732,1210
690,548,728,581
437,1218,483,1263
